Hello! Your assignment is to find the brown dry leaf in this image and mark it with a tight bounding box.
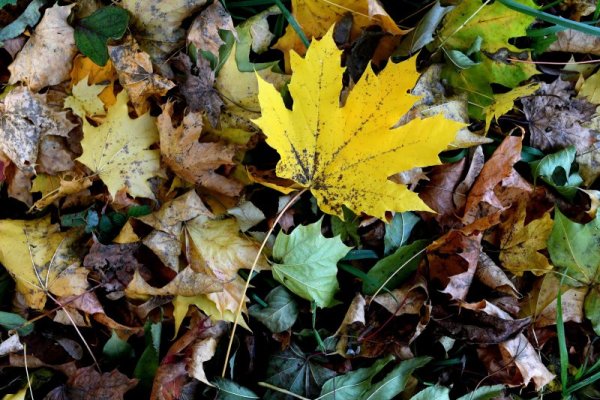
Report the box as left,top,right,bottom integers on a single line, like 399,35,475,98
335,293,366,355
462,135,523,225
0,217,88,310
171,54,223,128
4,163,33,205
520,274,585,327
466,300,555,390
373,276,429,316
476,252,519,297
0,86,76,174
83,241,145,295
8,4,77,91
499,202,553,276
188,337,217,386
427,230,481,301
187,1,236,58
108,40,175,115
121,0,208,67
36,136,76,175
273,0,407,71
548,29,600,55
419,158,465,228
157,101,243,197
151,362,189,400
454,146,485,210
63,366,137,400
433,304,530,344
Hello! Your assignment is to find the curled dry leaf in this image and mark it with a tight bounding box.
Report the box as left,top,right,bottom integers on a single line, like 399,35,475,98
465,301,555,390
8,4,77,91
63,366,137,400
476,252,519,297
188,337,217,386
108,40,175,115
427,230,481,301
187,0,236,58
158,102,243,197
0,86,76,174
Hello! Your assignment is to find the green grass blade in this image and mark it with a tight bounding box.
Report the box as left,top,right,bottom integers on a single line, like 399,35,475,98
273,0,310,48
557,283,570,396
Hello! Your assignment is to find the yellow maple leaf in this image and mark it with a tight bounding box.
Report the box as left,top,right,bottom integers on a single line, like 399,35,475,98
64,77,107,118
499,203,554,276
255,29,463,220
76,90,163,200
0,216,88,310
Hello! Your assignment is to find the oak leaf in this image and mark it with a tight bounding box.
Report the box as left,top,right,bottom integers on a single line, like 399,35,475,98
255,29,463,220
76,90,163,200
8,4,77,91
0,216,89,310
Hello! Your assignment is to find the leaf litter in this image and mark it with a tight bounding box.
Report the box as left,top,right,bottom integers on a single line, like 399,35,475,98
3,0,600,398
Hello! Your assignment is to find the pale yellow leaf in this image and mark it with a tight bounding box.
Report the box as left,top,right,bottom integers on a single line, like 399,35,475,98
76,90,163,200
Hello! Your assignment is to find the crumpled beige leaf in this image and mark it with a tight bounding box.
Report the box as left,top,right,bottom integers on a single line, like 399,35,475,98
520,274,585,328
0,87,76,174
464,300,555,390
157,102,243,197
476,252,519,297
0,216,88,310
187,1,236,58
373,276,429,316
31,174,92,211
548,29,600,55
108,40,175,115
121,0,207,67
188,338,217,386
8,4,77,91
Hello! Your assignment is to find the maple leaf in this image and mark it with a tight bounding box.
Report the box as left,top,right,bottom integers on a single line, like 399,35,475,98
76,90,163,200
0,216,89,310
498,202,553,276
64,77,107,118
255,29,463,220
273,0,406,71
157,102,243,197
8,4,77,91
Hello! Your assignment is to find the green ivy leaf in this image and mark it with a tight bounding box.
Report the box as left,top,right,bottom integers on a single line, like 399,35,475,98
103,330,134,361
74,6,129,66
0,0,17,9
265,343,335,399
0,311,32,336
272,219,352,308
134,320,161,391
331,206,360,246
248,286,298,333
530,146,583,200
410,386,450,400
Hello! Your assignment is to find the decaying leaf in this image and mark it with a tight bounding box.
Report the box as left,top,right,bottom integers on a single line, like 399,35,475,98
76,90,163,200
121,0,207,66
157,102,242,197
8,4,77,91
0,216,88,310
187,1,236,58
0,87,76,174
108,40,175,115
61,366,137,400
255,29,463,219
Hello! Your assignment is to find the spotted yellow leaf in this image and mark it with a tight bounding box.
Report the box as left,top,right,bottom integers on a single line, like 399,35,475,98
0,216,88,310
255,29,463,220
76,90,163,200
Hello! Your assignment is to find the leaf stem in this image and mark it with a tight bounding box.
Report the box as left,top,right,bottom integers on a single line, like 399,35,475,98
222,188,308,377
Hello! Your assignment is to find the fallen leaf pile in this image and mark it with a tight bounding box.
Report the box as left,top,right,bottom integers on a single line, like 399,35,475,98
3,0,600,398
